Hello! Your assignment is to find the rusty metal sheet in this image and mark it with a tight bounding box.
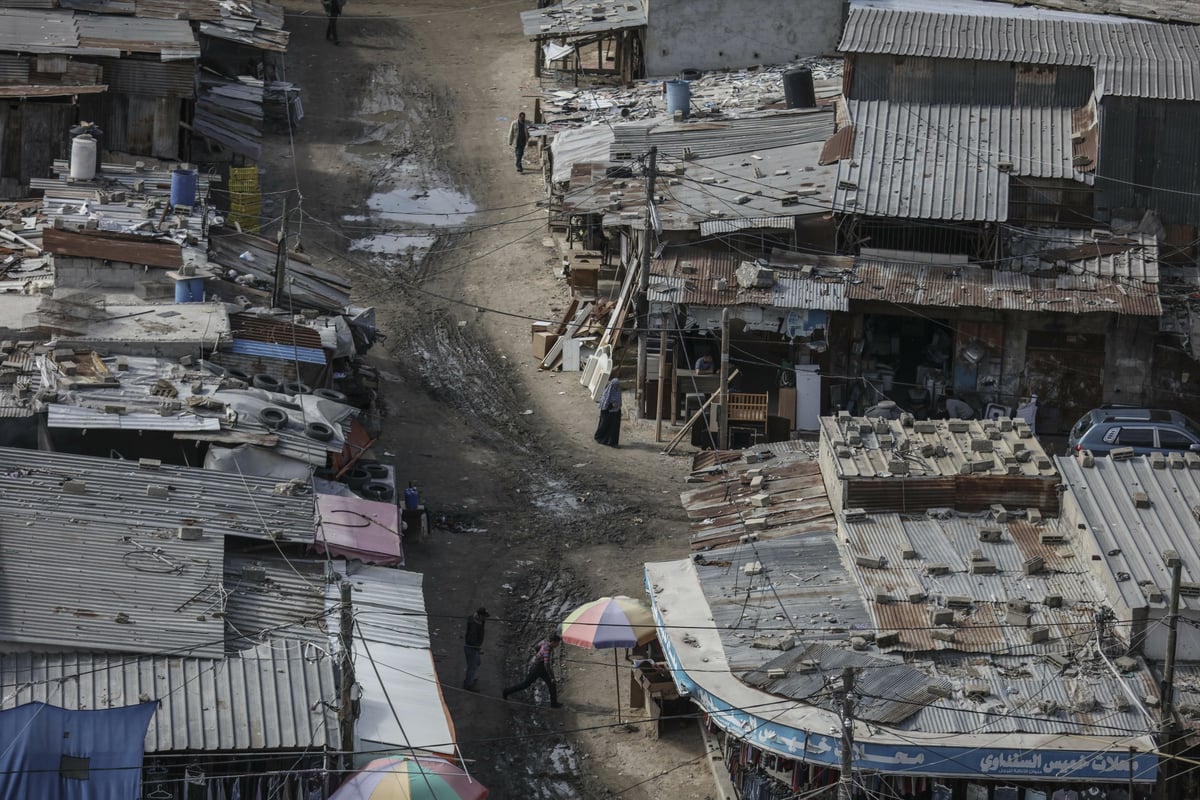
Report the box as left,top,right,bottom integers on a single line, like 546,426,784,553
849,258,1162,316
42,227,183,268
819,125,853,165
231,313,325,350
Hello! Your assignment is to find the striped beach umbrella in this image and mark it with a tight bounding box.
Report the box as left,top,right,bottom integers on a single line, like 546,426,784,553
330,754,488,800
560,595,659,723
560,595,657,649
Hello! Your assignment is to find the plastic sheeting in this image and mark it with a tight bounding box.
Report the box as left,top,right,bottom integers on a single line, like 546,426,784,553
204,443,314,480
550,124,614,184
0,701,157,800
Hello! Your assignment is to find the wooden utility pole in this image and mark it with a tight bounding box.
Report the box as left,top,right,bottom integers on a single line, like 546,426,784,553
1157,556,1183,800
718,307,730,450
635,146,657,417
839,667,855,800
338,581,356,772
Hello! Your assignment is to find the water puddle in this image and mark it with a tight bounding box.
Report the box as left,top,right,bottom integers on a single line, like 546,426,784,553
348,157,475,266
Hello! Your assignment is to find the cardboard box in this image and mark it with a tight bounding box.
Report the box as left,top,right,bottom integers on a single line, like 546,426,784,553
532,331,559,360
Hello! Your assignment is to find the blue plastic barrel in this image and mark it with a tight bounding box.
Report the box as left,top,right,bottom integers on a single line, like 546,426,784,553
404,483,419,510
171,168,198,208
174,277,204,303
666,80,691,119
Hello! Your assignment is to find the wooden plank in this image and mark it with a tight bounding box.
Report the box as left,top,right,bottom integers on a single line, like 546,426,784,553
540,301,592,371
662,369,739,455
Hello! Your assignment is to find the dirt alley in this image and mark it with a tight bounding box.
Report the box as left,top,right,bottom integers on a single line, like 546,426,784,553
258,0,714,796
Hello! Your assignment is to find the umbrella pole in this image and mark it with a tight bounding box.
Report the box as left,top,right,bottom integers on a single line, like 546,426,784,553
614,648,622,725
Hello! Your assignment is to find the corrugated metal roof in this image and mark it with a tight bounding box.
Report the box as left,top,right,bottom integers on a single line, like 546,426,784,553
820,415,1056,480
0,642,338,752
834,99,1091,222
610,109,836,164
520,0,646,37
1003,227,1159,283
223,555,331,650
75,13,199,59
48,403,221,431
844,511,1104,654
848,257,1162,315
685,518,1159,738
1058,453,1200,614
989,0,1200,25
331,566,430,651
230,338,327,365
840,0,1200,101
98,56,194,98
681,454,837,550
231,312,326,349
648,248,850,311
694,534,874,671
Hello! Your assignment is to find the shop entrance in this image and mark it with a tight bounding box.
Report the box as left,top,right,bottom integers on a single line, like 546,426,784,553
856,313,954,417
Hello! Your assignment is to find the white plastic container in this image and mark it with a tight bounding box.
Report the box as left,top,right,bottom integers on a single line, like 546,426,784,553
69,134,97,181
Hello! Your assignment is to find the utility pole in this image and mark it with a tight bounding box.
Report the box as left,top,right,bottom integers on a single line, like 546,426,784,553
718,307,730,450
839,667,855,800
1157,556,1183,800
655,319,668,441
273,196,288,310
338,581,357,773
635,146,657,417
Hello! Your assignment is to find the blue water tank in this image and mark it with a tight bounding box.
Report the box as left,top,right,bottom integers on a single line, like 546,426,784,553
666,80,691,119
174,277,204,303
404,483,420,510
170,168,198,208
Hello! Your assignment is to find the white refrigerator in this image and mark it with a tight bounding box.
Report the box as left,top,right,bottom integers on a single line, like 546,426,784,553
795,364,822,431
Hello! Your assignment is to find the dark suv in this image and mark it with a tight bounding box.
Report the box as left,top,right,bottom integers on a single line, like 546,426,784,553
1068,407,1200,455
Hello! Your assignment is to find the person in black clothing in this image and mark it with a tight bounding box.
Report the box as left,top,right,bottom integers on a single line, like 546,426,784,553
322,0,343,44
462,607,489,691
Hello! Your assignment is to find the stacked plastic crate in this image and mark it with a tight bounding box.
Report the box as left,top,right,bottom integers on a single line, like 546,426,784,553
227,166,261,232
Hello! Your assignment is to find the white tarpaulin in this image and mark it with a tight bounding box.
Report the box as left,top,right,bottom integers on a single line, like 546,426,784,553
543,41,573,62
550,124,614,183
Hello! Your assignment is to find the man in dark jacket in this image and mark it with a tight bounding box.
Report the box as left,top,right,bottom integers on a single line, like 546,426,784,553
322,0,343,44
463,607,489,691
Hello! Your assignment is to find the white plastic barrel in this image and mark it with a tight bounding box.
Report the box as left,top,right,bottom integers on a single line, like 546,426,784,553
69,134,97,181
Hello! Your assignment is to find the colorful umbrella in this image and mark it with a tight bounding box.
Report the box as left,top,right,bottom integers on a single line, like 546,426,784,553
330,754,488,800
560,595,659,723
560,595,657,649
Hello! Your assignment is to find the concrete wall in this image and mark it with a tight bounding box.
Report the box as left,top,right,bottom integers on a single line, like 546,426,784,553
644,0,845,78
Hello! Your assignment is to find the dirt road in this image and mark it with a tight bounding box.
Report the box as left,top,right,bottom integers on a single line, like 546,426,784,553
260,0,712,796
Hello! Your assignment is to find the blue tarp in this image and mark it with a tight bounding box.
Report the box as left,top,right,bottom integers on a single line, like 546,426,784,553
0,701,157,799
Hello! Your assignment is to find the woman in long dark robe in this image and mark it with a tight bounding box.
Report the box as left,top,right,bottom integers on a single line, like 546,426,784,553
593,377,622,447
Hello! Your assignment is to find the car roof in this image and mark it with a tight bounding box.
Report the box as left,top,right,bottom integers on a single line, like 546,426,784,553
1091,407,1178,424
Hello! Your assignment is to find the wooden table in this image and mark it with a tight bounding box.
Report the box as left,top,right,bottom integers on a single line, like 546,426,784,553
629,662,679,739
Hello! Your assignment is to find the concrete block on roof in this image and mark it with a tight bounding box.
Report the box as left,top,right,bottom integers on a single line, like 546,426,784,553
1151,452,1167,470
146,484,169,498
62,480,86,494
914,420,936,434
931,628,955,642
971,438,993,452
1132,491,1150,509
875,631,900,647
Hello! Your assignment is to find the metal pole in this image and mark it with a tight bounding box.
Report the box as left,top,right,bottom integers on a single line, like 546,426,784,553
273,196,287,310
635,146,657,418
613,649,622,725
655,319,668,441
718,307,730,450
338,581,356,772
839,667,855,800
1157,557,1183,800
1129,746,1135,800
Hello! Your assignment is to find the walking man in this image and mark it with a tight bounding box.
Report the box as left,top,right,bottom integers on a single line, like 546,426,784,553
463,607,489,692
508,111,530,173
503,632,562,707
322,0,343,44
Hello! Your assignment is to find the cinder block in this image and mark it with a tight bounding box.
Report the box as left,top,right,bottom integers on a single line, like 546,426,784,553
914,421,936,434
971,438,993,453
875,631,900,647
948,420,969,433
62,480,86,494
178,525,203,540
1028,626,1050,643
1132,491,1150,509
931,628,956,642
146,485,169,498
855,554,886,569
930,608,954,625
